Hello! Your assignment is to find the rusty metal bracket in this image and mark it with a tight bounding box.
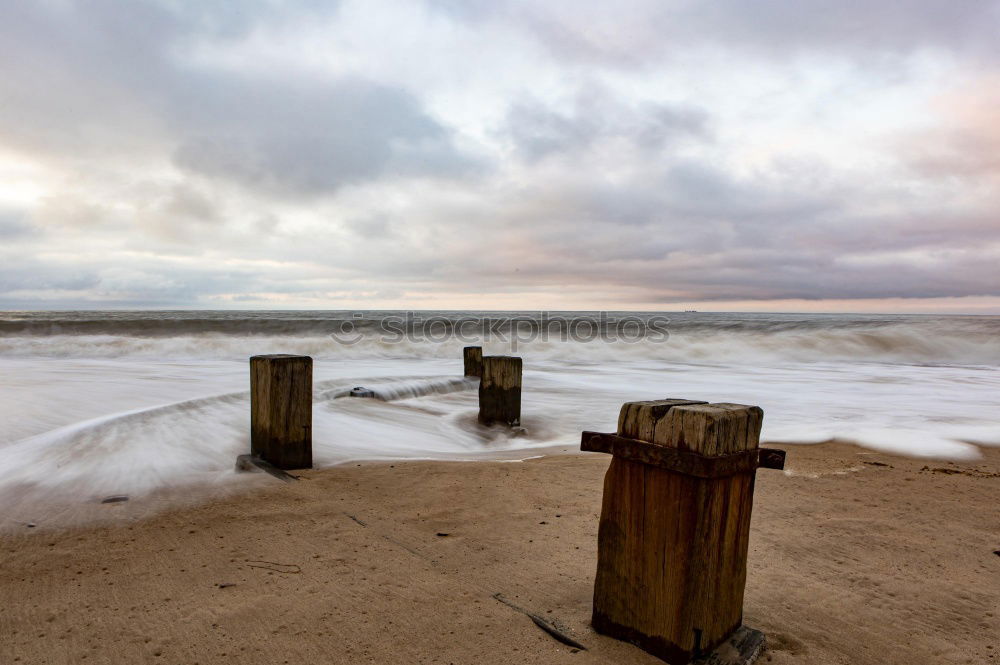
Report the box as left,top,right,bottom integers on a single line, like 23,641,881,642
757,447,786,470
580,431,785,478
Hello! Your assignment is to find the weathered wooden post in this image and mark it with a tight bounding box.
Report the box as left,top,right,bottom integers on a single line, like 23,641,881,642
463,346,483,377
249,354,313,469
581,399,785,664
478,355,521,426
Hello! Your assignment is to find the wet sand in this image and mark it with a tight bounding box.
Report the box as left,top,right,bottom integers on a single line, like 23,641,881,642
1,442,998,664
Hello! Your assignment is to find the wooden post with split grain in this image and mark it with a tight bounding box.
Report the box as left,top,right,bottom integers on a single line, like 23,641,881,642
249,354,313,470
581,399,786,665
478,355,521,426
463,346,483,377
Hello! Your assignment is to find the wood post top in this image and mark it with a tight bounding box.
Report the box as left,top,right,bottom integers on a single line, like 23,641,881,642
618,398,763,455
464,347,484,377
480,355,522,388
590,396,781,474
250,354,312,361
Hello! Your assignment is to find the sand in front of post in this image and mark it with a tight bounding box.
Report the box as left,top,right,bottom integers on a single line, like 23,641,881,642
1,442,998,665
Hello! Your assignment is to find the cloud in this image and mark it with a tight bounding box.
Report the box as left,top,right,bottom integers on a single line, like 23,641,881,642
686,0,1000,57
0,259,101,295
0,1,476,196
0,209,37,239
434,1,1000,66
503,91,709,162
172,77,477,195
898,75,1000,181
0,0,999,310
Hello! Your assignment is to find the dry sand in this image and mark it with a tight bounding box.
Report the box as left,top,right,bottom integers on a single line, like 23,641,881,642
1,442,998,665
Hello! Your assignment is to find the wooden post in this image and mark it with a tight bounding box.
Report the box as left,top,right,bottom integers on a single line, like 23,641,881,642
582,399,778,665
463,346,483,377
250,354,313,470
478,356,521,426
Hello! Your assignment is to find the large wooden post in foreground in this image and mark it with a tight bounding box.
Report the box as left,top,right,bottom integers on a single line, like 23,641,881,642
463,346,483,377
581,399,785,664
478,356,521,426
250,354,313,470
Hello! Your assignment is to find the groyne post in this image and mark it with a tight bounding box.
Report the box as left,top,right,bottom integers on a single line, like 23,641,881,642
250,354,313,469
463,346,483,377
478,356,521,426
580,399,785,664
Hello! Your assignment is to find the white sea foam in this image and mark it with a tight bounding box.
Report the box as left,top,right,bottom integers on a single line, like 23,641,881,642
0,311,997,523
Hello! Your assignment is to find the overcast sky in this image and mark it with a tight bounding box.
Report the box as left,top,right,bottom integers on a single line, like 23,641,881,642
1,1,999,312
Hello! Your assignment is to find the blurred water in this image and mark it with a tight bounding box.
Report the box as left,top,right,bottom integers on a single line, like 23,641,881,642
1,310,997,519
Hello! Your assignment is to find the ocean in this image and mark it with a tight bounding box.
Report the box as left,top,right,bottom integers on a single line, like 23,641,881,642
1,310,998,514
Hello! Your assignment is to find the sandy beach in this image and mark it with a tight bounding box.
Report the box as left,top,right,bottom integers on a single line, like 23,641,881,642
2,441,997,665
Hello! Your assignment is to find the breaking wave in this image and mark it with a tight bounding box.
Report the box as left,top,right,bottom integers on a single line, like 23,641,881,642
0,311,997,366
